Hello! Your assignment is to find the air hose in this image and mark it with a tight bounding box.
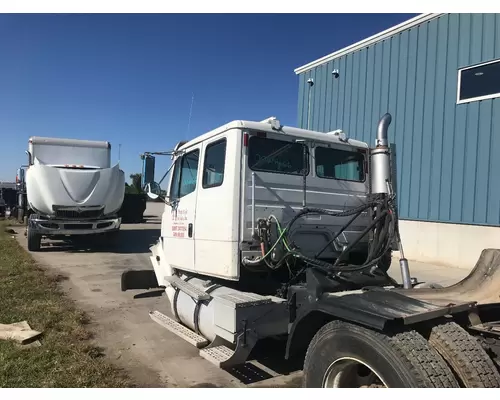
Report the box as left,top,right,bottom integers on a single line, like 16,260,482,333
243,195,398,276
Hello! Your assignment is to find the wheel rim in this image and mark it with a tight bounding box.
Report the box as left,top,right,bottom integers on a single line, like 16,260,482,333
322,357,387,388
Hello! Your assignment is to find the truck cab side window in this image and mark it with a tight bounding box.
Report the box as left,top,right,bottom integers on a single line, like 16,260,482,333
170,149,200,200
203,139,226,189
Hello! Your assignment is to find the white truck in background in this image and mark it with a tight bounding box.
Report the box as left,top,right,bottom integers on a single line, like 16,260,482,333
20,136,125,251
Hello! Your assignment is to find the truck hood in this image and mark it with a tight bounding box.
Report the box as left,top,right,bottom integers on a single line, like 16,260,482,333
26,161,125,217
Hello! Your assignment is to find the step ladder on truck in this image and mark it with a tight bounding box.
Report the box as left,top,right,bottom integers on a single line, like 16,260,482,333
122,114,500,388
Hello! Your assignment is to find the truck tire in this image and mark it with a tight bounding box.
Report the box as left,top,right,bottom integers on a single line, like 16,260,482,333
428,321,500,388
303,320,458,388
27,224,41,252
18,207,24,223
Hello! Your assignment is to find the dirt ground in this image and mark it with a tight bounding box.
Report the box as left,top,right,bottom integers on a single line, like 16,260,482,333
13,202,302,388
13,202,469,388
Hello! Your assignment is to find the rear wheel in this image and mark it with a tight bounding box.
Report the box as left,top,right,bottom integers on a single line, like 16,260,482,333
428,321,500,388
17,207,24,223
303,320,458,388
27,215,41,252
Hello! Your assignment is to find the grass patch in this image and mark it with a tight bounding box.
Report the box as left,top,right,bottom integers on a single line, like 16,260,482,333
0,221,133,387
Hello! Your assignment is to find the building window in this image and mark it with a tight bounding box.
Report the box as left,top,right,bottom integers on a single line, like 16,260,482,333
457,59,500,104
315,146,365,182
170,149,199,199
203,138,226,189
248,136,309,176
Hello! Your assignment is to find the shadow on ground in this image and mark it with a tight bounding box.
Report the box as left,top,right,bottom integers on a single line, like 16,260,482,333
38,229,161,254
225,338,303,386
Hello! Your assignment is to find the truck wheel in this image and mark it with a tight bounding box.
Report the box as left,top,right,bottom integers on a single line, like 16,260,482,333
303,320,458,388
18,207,24,223
428,321,500,388
27,225,41,252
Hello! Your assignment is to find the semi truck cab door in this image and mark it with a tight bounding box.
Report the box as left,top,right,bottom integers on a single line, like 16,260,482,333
162,147,200,273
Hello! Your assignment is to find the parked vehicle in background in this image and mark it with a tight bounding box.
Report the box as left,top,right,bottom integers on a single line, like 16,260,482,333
0,197,5,217
18,136,125,251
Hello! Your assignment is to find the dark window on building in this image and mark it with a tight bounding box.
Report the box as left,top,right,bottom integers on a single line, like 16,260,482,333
170,149,199,199
458,59,500,103
248,136,309,176
203,139,226,189
315,147,365,182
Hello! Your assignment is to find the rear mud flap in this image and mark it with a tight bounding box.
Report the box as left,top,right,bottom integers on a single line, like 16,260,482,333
396,249,500,305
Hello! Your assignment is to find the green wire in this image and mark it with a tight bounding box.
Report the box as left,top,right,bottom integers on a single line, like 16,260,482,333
268,215,292,253
275,221,292,252
262,223,289,259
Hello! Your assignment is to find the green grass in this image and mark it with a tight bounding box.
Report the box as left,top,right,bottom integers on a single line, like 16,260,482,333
0,221,133,387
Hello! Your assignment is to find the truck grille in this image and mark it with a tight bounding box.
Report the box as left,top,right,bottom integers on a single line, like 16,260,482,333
54,208,104,220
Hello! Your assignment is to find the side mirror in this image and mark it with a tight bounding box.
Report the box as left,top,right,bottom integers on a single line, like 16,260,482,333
145,181,163,200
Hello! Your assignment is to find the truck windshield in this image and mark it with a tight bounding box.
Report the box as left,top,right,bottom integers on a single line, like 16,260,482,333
248,136,308,176
32,144,110,169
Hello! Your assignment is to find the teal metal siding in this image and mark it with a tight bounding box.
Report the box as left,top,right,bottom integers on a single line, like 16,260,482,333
297,13,500,226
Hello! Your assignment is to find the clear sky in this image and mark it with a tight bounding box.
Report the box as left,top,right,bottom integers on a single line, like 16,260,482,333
0,13,416,182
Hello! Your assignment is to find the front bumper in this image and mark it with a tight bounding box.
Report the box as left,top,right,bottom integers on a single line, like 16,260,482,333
29,217,121,235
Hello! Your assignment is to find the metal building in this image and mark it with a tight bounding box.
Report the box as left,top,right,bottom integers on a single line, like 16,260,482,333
294,13,500,269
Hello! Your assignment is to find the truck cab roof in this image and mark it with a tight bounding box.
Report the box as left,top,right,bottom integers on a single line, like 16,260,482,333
177,120,369,152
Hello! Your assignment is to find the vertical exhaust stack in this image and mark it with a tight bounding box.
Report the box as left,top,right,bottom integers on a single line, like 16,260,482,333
371,114,412,289
371,113,392,194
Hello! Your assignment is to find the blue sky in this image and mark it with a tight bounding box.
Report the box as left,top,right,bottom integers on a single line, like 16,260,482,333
0,13,416,182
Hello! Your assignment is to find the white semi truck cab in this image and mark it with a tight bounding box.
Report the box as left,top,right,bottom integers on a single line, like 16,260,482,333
23,136,125,251
123,115,500,388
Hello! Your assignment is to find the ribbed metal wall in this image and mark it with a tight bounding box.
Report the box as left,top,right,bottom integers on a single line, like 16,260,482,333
297,13,500,226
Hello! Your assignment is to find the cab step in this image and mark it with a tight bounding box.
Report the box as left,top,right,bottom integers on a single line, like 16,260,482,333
164,276,211,301
198,334,255,369
199,345,235,367
149,310,209,348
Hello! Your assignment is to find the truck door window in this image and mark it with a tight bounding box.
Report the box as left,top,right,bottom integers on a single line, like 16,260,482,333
169,157,182,200
203,139,226,189
315,147,365,182
170,150,200,200
179,150,200,197
248,136,308,176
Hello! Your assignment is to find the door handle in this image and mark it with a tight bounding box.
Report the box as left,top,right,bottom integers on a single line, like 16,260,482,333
188,223,193,238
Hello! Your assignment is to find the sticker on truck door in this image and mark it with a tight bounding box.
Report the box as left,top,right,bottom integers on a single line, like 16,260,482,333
171,209,188,237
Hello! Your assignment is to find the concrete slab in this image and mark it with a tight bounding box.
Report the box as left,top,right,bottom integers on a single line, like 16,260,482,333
388,258,469,286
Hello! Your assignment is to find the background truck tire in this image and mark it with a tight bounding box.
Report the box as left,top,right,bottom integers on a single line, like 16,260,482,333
27,218,41,252
303,320,459,388
427,321,500,388
17,207,24,223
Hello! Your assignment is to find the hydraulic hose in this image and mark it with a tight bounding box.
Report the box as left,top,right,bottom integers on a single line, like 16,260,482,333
267,196,396,274
243,193,397,282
